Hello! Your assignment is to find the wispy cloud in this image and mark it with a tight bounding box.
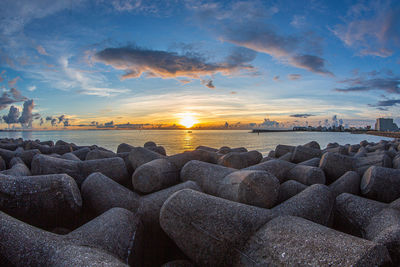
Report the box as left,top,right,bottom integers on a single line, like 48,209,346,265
291,15,306,28
188,1,332,76
0,0,84,35
7,77,20,88
372,99,400,107
36,45,48,56
290,113,315,118
288,74,302,80
28,85,37,91
335,73,400,94
332,0,400,57
94,45,255,88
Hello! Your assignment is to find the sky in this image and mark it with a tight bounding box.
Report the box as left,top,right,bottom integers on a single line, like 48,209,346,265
0,0,399,129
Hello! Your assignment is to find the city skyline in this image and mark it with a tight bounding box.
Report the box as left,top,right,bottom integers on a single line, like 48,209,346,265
0,0,399,129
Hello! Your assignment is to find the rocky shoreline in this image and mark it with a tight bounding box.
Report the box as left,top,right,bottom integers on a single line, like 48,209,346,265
0,137,400,266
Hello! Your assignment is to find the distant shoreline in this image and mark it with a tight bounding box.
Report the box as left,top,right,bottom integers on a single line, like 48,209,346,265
366,131,400,138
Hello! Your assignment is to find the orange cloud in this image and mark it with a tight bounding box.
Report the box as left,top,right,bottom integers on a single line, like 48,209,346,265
94,46,255,87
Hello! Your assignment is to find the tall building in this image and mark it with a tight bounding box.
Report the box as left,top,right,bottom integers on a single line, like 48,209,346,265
375,118,398,131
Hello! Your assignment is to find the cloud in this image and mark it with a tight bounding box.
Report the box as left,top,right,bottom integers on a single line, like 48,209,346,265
289,55,333,76
258,118,281,128
335,74,400,94
36,45,48,55
370,99,400,107
332,1,400,57
8,77,20,88
291,15,306,28
189,1,332,75
290,113,315,118
10,88,27,101
39,117,44,126
0,88,27,110
3,106,20,124
0,70,4,82
222,23,332,76
179,79,191,85
63,118,70,127
202,79,215,89
58,114,66,123
288,74,302,80
28,85,36,91
0,0,84,35
18,99,35,128
94,46,255,88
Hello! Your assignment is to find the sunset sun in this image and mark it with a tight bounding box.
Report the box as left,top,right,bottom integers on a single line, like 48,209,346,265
179,114,198,128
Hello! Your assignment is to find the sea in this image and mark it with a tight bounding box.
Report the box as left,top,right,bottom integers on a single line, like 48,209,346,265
0,130,392,156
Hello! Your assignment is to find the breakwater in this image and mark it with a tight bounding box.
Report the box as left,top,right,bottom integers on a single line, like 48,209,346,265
367,130,400,138
0,137,399,266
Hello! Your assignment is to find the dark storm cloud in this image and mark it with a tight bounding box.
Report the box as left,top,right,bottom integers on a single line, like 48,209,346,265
3,105,20,124
94,45,255,88
290,114,315,118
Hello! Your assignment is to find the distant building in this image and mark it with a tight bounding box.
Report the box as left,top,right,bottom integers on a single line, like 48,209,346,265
375,118,398,131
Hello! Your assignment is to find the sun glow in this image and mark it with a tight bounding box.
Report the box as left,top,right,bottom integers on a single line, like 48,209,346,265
179,113,198,128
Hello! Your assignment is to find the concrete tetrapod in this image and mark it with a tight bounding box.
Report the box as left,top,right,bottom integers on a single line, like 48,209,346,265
0,157,31,176
181,160,280,208
361,166,400,203
274,144,295,158
217,170,280,208
335,194,400,264
217,150,262,169
132,149,218,193
245,159,326,185
0,147,41,168
290,145,322,163
81,173,202,266
61,152,81,161
0,173,82,229
160,189,273,266
129,147,165,170
85,149,116,160
320,152,392,184
0,208,142,266
81,172,140,216
334,193,388,236
160,185,335,266
276,180,307,204
329,171,360,198
31,154,129,186
236,216,391,267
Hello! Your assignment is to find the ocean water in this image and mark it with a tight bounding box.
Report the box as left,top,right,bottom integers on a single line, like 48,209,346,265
0,130,392,156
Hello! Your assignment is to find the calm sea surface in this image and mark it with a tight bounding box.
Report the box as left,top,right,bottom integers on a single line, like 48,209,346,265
0,130,392,156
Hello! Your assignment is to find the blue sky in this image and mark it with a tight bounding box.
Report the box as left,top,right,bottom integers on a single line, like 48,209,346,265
0,0,399,129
